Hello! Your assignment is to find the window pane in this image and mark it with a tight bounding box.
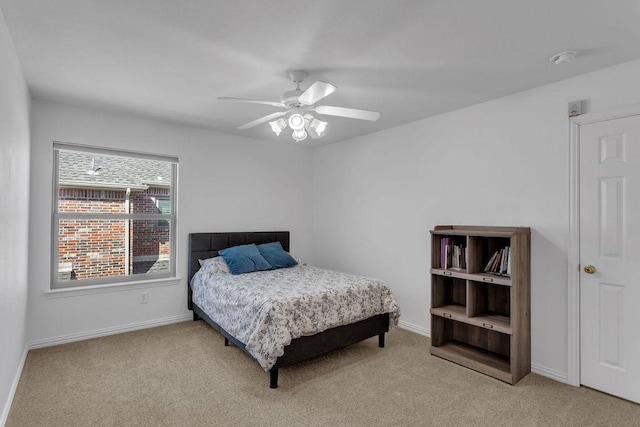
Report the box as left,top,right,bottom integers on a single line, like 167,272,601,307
131,219,171,275
157,198,171,214
59,189,127,214
154,197,171,227
58,151,172,214
57,218,172,283
58,219,128,281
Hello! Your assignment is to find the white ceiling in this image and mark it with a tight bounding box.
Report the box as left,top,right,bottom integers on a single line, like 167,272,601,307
2,0,640,146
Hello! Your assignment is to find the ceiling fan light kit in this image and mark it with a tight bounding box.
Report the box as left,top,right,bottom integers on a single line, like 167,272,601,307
292,128,308,142
309,117,327,136
269,118,287,136
268,113,327,142
219,70,380,142
288,113,305,130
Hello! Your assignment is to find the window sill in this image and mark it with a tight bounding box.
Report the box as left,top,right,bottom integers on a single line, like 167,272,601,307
43,277,182,299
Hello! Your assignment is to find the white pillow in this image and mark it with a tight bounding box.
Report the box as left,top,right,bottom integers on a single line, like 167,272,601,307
198,256,230,274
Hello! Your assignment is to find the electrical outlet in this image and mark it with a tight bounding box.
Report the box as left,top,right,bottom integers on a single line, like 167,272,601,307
140,291,149,304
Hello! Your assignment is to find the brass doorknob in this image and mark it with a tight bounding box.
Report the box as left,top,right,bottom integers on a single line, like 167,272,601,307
584,264,597,274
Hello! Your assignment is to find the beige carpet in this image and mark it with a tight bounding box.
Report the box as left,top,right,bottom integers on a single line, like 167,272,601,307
7,322,640,426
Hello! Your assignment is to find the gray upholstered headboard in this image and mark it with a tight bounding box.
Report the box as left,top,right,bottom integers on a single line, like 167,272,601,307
187,231,290,310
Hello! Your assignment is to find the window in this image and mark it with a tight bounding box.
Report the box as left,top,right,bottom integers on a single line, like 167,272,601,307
153,197,171,228
52,142,178,288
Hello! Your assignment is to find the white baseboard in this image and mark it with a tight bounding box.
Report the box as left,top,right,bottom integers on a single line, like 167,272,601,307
29,313,192,349
531,363,569,384
1,343,29,427
398,320,430,337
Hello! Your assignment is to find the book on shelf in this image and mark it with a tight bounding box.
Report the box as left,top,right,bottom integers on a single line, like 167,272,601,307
441,237,451,269
483,246,511,276
483,251,498,272
499,247,507,273
440,238,466,270
492,250,502,272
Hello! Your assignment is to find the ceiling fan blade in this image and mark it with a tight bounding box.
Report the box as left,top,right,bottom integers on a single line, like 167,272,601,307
298,81,337,106
218,97,286,108
237,111,288,130
314,105,380,121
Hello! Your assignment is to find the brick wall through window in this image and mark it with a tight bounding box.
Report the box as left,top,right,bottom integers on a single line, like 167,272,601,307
58,187,170,280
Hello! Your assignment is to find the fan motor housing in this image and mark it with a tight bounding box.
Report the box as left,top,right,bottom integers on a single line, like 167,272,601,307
281,89,304,107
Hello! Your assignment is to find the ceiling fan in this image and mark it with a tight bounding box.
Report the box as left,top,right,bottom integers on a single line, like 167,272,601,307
219,70,380,142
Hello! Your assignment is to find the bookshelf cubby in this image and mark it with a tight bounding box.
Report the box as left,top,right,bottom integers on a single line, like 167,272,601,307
429,225,530,384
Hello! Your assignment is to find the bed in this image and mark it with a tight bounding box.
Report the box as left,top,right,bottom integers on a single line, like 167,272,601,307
188,231,399,388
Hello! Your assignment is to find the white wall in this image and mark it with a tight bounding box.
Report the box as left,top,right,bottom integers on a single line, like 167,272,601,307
312,59,640,380
27,99,313,344
0,7,31,425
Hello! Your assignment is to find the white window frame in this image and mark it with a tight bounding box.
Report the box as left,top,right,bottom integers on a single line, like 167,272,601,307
51,142,178,289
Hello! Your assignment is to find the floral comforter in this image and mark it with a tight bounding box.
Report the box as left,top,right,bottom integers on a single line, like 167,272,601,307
190,264,400,371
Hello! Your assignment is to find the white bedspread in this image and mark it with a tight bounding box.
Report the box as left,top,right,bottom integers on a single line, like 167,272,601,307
190,264,400,371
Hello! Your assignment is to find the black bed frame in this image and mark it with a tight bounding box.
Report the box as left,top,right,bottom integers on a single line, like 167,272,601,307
188,231,390,388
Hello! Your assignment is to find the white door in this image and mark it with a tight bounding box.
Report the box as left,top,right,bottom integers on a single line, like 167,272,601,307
580,114,640,403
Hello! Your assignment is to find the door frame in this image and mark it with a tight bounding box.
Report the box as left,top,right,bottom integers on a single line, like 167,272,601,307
567,104,640,386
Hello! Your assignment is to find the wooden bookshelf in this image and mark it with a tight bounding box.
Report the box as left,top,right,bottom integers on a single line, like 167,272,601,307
430,225,531,384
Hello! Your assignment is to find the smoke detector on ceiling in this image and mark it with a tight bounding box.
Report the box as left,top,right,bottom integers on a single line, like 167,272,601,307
550,50,577,65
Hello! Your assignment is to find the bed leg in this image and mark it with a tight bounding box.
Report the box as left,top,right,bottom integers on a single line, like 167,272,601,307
269,369,278,389
224,337,229,347
378,333,385,348
192,311,200,321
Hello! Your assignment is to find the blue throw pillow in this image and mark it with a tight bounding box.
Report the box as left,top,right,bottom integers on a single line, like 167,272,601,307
218,244,273,275
257,242,298,269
